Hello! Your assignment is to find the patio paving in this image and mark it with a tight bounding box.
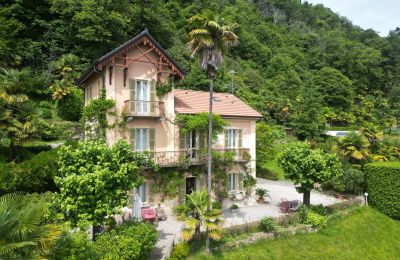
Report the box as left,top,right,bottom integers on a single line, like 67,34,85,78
222,178,341,227
149,178,341,259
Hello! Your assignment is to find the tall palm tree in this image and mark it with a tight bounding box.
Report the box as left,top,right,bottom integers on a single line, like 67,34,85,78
0,193,61,257
176,190,223,250
188,12,238,253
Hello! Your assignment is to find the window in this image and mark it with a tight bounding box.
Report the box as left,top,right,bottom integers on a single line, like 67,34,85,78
225,129,243,149
130,128,155,151
136,80,148,113
227,173,244,191
85,86,93,103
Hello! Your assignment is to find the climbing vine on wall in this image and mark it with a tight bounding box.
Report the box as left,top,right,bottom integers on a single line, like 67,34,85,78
175,112,229,140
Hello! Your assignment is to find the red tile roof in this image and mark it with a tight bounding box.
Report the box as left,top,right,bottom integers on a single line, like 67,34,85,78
173,89,262,118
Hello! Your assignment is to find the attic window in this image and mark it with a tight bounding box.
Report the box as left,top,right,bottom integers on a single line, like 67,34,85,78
213,97,221,102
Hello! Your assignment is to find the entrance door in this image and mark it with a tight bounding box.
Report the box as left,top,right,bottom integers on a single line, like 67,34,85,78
186,177,196,195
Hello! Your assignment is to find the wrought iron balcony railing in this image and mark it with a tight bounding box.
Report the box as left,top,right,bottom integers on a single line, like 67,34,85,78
124,100,163,117
148,148,251,167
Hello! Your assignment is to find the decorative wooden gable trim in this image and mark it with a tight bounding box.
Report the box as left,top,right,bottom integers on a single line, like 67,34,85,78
77,30,185,86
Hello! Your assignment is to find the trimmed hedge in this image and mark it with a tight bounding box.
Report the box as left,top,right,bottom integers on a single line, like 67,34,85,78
364,162,400,219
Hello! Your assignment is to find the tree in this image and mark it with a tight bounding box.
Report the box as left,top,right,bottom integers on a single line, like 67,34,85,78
0,193,61,257
54,140,155,239
175,190,223,250
278,142,342,206
0,68,36,149
187,11,238,252
336,131,371,164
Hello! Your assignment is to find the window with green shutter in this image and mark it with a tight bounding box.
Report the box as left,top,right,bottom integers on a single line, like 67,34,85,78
129,79,136,113
150,80,156,114
149,128,155,151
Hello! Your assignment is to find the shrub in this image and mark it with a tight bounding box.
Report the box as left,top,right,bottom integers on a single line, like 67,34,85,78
0,149,58,194
256,165,279,180
170,242,189,260
36,120,59,141
41,108,53,119
310,204,327,216
259,217,277,232
57,87,83,122
298,205,309,223
94,221,157,260
364,162,400,219
229,204,239,210
304,212,328,227
49,230,98,260
212,201,222,210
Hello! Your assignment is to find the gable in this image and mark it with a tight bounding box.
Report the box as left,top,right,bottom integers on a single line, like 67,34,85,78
78,30,185,86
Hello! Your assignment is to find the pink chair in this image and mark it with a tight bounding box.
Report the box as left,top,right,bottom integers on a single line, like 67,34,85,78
141,207,157,222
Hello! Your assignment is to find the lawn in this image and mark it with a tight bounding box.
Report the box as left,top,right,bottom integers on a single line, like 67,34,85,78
262,160,285,180
191,207,400,259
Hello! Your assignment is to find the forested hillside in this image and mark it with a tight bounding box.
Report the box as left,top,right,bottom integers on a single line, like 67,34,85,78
1,0,399,145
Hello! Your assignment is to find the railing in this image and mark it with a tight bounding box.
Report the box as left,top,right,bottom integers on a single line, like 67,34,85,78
149,148,251,167
124,100,162,117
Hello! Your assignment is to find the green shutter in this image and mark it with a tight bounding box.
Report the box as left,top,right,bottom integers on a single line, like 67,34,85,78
179,181,186,204
149,128,155,151
238,173,244,190
179,130,186,150
130,128,136,150
199,174,206,190
238,129,243,148
129,79,136,113
226,174,231,191
224,130,229,148
150,80,156,113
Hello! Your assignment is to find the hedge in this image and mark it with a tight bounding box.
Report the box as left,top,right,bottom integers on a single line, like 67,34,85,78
364,162,400,219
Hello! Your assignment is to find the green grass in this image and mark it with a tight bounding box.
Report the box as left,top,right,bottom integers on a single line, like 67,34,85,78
262,160,285,180
191,207,400,259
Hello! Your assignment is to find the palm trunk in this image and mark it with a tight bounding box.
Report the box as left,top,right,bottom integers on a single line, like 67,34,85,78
205,69,214,254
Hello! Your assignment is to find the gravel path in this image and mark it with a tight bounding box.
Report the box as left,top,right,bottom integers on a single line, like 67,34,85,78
223,178,340,227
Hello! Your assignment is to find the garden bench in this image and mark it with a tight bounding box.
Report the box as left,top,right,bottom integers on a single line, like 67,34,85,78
141,207,157,222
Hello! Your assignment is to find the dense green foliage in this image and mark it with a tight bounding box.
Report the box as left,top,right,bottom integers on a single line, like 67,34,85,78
94,221,158,260
0,149,59,194
49,222,157,260
54,140,155,230
364,162,400,219
192,207,400,259
1,0,399,144
0,193,61,257
259,217,277,232
278,142,342,205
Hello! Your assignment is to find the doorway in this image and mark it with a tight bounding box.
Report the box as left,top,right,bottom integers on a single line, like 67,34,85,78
186,177,196,195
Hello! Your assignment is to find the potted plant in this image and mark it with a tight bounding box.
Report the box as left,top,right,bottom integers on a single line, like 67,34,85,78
229,204,239,212
255,188,270,204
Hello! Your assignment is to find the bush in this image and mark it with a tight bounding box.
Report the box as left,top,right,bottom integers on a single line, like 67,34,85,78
259,217,277,232
229,204,239,210
364,162,400,219
0,149,59,194
327,166,365,194
94,221,158,260
49,230,98,260
310,204,327,216
57,87,83,122
256,164,279,180
170,242,189,260
41,108,53,119
36,120,59,141
304,212,328,227
212,201,222,210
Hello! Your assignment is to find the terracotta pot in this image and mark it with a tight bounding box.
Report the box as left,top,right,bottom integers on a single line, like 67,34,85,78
257,198,265,204
336,194,345,200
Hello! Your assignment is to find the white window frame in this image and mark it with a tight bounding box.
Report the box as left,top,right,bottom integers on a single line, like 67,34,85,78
227,173,243,191
136,80,149,114
135,128,148,151
227,129,238,149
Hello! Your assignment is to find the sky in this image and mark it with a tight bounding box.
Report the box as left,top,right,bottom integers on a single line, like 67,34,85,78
305,0,400,36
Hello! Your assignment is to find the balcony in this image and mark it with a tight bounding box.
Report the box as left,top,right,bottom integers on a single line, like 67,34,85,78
124,100,163,118
151,148,251,167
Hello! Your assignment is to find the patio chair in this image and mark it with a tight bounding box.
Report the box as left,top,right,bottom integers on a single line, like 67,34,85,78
288,200,302,212
280,198,289,213
141,207,157,222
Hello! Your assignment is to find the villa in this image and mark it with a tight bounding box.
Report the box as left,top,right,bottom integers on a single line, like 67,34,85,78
78,30,262,204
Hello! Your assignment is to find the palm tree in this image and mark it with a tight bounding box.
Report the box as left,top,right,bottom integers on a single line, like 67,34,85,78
176,190,223,250
0,193,61,257
336,132,370,164
188,12,238,252
0,68,36,149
